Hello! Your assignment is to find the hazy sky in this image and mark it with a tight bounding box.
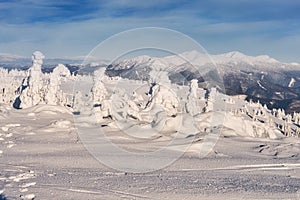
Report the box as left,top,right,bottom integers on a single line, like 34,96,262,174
0,0,300,62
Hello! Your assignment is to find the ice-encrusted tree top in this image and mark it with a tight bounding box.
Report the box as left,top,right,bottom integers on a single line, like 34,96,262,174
15,51,45,109
31,51,45,71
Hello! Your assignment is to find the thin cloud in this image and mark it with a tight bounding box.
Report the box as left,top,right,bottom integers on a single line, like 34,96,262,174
0,0,299,62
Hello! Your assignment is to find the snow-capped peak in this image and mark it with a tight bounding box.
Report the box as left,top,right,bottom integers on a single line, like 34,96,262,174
222,51,247,59
255,55,278,63
290,62,300,66
219,51,279,64
180,50,204,59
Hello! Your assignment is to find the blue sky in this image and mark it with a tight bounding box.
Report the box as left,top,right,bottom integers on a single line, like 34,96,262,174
0,0,300,62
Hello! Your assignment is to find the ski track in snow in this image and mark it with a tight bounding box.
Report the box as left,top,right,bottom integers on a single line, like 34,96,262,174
181,163,300,172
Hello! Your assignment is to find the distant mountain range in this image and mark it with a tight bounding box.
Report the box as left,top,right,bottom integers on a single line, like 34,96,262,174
105,51,300,114
0,53,83,70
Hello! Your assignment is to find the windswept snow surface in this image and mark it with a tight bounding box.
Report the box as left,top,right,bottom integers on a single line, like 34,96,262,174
0,104,300,199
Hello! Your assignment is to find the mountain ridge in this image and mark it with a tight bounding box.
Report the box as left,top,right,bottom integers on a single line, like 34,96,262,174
104,50,300,114
1,50,299,66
